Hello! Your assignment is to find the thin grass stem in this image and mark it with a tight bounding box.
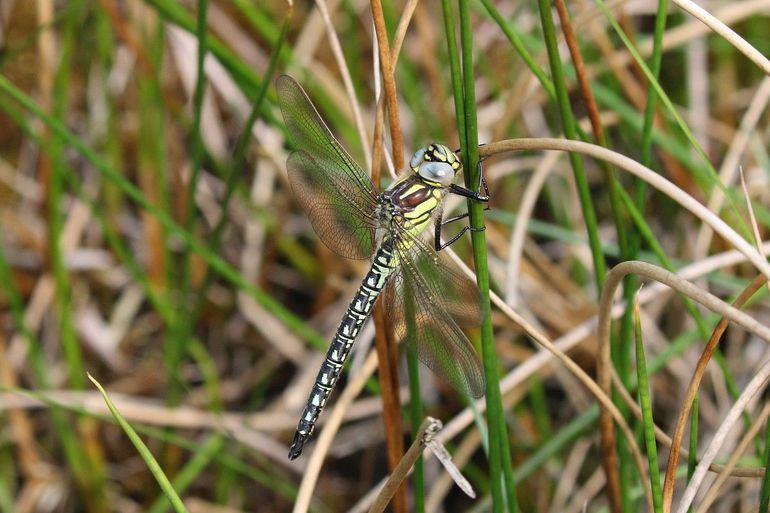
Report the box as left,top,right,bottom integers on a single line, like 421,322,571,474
457,1,517,511
634,295,664,513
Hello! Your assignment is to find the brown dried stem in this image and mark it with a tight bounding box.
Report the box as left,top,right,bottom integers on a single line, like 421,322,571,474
369,3,408,511
661,273,767,513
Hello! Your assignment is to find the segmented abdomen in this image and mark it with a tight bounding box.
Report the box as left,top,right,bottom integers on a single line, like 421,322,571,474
288,241,396,459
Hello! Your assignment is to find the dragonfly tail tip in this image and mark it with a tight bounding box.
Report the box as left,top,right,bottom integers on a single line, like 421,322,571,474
288,432,308,460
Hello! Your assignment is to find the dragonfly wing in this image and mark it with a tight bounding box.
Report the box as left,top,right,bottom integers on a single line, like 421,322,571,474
401,230,482,327
277,76,379,259
384,238,485,398
287,151,378,259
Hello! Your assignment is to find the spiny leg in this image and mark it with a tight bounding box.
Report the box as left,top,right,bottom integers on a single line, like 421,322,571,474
435,161,491,252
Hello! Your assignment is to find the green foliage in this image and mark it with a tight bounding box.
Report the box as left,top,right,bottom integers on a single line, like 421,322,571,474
0,1,767,511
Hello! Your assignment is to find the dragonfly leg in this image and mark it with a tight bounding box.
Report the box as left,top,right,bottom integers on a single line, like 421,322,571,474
448,153,491,201
436,225,468,251
436,163,491,251
449,183,488,201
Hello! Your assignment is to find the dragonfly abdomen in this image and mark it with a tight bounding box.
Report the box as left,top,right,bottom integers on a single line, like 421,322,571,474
288,242,397,460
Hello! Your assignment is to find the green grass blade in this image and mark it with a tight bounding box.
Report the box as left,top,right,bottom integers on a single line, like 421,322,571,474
535,0,606,294
634,298,663,513
88,374,190,513
148,435,226,513
406,350,425,513
640,0,669,168
457,1,518,510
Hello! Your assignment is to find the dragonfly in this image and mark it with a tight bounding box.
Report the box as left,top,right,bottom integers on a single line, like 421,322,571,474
277,75,487,460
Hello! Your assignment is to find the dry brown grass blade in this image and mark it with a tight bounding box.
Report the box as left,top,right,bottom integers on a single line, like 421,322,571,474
598,262,770,513
661,273,768,513
671,0,770,74
675,358,770,513
367,4,411,512
693,399,770,513
368,417,442,513
370,0,417,183
370,0,403,171
371,303,405,513
554,0,606,147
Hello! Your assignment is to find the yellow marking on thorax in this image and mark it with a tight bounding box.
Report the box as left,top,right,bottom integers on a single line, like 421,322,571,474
402,187,442,238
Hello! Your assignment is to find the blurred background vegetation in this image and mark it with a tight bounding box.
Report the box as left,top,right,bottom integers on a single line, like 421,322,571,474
0,0,768,512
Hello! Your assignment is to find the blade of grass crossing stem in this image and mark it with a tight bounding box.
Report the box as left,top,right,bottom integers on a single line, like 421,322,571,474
634,297,663,513
88,374,190,513
457,1,517,511
514,406,596,484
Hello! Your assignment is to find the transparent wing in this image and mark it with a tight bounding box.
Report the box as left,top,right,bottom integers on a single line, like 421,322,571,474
277,75,378,259
384,232,485,398
287,151,378,259
401,229,482,327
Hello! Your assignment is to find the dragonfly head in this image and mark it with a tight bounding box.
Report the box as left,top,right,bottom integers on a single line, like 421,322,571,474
410,143,462,187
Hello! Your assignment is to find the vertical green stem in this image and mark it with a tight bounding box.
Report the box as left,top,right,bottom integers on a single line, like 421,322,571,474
634,303,663,513
688,393,699,512
406,350,425,513
50,0,85,392
455,1,518,511
534,0,606,293
47,3,109,509
168,0,210,405
640,0,669,168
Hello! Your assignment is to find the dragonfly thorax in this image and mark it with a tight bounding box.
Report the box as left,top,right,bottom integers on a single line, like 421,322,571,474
377,173,445,241
375,143,461,236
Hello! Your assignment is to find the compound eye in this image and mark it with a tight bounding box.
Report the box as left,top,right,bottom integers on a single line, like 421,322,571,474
410,148,427,169
418,161,454,186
